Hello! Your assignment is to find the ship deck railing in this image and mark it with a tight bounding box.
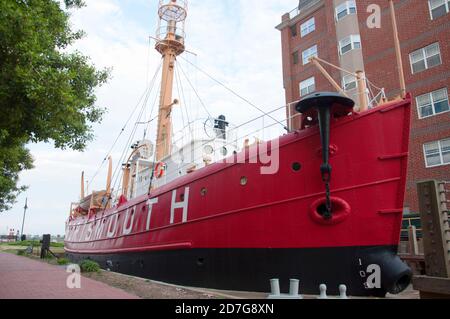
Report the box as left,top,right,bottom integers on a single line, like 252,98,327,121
153,102,300,182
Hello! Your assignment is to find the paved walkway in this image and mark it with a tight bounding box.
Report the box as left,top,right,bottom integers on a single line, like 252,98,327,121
0,253,139,299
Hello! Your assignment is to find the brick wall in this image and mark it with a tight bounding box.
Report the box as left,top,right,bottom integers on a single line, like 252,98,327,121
357,0,450,212
278,0,450,212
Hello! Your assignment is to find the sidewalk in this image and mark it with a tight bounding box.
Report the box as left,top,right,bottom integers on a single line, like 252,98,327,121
0,252,139,299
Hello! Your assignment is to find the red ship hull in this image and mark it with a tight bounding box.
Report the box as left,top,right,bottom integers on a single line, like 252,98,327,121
65,97,412,296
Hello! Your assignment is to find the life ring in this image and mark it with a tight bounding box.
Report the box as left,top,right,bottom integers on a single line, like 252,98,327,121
154,162,167,179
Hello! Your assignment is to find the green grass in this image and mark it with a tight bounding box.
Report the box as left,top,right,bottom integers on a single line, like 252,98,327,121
16,250,27,256
79,260,101,273
44,253,55,260
57,258,70,265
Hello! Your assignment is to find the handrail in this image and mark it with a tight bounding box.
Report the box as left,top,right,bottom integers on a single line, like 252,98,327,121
288,0,322,19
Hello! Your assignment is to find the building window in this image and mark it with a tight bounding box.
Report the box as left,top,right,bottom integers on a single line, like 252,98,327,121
293,51,299,65
300,77,315,96
290,24,298,37
302,45,318,65
335,1,357,21
342,74,357,91
424,138,450,168
416,88,449,119
339,35,361,55
409,43,442,74
428,0,450,19
301,17,315,37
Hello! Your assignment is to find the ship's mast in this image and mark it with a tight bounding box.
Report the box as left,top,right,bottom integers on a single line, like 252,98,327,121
154,0,187,161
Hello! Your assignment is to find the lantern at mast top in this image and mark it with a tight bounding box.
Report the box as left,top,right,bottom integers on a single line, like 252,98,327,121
155,0,188,55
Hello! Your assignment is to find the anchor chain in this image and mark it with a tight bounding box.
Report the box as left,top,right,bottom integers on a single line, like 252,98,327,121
295,92,355,222
321,164,332,220
317,106,333,221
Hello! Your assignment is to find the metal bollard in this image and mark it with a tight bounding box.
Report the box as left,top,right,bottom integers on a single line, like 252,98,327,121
270,279,281,296
268,278,302,299
339,285,348,299
318,284,328,299
289,279,300,296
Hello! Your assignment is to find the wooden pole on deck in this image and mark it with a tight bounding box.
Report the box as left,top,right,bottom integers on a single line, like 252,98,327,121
356,70,369,112
81,172,85,199
389,0,407,99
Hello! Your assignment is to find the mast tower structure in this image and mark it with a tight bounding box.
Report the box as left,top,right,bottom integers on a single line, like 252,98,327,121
154,0,187,161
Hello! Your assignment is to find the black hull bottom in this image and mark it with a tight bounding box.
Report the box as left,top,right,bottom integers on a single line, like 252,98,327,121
66,246,412,297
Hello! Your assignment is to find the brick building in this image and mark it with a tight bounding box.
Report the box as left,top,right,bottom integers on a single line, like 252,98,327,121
276,0,450,214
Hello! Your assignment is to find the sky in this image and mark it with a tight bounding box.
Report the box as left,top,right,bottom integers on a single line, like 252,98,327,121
0,0,299,236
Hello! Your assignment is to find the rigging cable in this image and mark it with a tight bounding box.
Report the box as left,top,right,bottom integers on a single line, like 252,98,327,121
109,61,163,200
173,67,186,133
175,60,193,139
176,60,213,119
87,60,163,190
110,91,150,200
179,56,288,132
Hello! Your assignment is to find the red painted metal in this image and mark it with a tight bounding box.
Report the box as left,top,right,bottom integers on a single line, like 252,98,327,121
65,97,411,256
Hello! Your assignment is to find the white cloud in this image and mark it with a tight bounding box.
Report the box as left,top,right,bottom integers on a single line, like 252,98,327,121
0,0,299,236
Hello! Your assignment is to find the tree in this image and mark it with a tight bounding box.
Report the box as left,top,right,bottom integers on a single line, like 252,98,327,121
0,0,110,212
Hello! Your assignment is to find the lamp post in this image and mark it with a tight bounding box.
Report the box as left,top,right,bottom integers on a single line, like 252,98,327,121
20,198,28,241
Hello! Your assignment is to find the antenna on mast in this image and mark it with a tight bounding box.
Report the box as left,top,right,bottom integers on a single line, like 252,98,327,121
154,0,188,161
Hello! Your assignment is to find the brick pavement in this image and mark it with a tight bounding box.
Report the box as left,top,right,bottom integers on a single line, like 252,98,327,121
0,252,139,299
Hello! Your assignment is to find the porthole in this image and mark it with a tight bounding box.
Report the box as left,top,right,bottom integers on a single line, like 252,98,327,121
292,162,302,172
220,147,228,156
201,188,207,196
203,145,214,155
240,176,248,186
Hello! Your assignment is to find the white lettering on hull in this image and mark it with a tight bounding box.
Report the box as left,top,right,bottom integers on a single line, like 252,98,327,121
146,198,159,230
107,213,119,238
85,222,94,241
170,187,190,224
122,208,135,235
94,218,106,240
72,188,192,241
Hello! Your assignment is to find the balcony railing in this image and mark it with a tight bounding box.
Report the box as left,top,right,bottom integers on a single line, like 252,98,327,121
288,0,321,19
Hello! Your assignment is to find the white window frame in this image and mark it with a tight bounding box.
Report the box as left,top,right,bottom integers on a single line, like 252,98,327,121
416,88,450,119
423,138,450,168
428,0,450,20
342,74,357,91
301,17,315,37
300,77,315,96
302,45,318,65
409,43,442,74
338,34,361,56
335,1,357,21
